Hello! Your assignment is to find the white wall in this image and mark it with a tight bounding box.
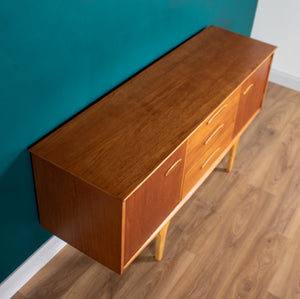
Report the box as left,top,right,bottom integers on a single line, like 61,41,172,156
251,0,300,91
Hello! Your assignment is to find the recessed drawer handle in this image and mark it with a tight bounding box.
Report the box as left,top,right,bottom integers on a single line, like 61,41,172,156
204,124,225,145
165,159,182,177
207,105,227,124
243,83,254,95
201,147,221,169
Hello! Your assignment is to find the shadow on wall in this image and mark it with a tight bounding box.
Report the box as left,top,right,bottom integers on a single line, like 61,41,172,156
0,150,50,282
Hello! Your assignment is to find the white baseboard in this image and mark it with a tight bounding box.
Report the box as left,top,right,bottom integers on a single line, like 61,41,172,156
269,68,300,92
0,236,66,299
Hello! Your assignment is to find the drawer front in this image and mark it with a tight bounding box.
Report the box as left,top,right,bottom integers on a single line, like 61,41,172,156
182,123,234,198
124,143,186,264
234,56,272,135
185,89,239,174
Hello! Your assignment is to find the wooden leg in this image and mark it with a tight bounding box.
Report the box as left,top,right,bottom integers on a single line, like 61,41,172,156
155,221,170,261
226,138,240,172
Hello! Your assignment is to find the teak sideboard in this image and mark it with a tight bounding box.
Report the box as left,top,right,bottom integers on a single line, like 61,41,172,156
29,26,276,274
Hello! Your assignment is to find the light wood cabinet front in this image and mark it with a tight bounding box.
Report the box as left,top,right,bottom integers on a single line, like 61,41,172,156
182,123,235,198
181,89,240,198
124,143,186,265
185,89,240,174
234,56,273,136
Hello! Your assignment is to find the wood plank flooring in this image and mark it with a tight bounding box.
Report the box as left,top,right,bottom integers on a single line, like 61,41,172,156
13,83,300,299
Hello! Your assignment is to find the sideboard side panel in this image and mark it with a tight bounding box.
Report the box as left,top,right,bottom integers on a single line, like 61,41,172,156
31,155,124,273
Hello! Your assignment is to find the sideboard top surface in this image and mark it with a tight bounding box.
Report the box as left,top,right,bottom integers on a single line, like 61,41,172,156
30,26,276,200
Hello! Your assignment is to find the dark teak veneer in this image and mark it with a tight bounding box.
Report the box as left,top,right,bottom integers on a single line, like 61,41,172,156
29,26,276,274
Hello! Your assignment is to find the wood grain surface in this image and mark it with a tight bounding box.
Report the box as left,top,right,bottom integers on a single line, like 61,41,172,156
31,155,124,273
15,83,300,298
182,123,234,198
184,88,239,173
28,26,276,274
234,55,272,136
124,144,186,264
29,26,276,200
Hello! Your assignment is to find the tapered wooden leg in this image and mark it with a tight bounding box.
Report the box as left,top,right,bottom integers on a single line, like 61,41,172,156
227,138,240,172
155,221,170,261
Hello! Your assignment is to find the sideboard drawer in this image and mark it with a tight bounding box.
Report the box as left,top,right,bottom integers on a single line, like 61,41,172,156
182,123,234,198
185,90,239,173
124,143,186,264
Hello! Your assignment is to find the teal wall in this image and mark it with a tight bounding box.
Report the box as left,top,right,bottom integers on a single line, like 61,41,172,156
0,0,258,282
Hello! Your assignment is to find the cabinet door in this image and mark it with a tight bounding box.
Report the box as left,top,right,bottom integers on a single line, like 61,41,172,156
234,56,272,135
124,143,186,265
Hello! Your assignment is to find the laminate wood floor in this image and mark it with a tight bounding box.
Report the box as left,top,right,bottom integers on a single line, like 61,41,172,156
13,83,300,299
